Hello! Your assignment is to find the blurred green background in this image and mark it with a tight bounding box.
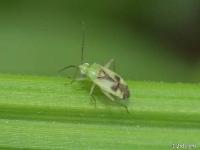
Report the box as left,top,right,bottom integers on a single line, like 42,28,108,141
0,0,199,82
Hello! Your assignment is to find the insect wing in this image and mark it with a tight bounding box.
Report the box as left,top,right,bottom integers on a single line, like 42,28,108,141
93,66,129,99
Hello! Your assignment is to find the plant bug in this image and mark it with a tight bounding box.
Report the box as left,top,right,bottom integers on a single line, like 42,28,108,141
60,23,130,112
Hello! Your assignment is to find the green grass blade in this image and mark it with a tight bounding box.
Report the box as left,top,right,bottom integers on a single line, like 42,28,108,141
0,74,199,150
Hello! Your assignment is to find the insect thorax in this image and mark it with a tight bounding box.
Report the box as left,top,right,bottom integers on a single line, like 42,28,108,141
79,63,101,79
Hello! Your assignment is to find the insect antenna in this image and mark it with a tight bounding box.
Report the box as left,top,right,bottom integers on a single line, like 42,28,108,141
58,65,78,73
81,21,85,64
58,65,79,83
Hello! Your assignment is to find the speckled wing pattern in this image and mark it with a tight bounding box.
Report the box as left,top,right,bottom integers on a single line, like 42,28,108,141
93,65,130,100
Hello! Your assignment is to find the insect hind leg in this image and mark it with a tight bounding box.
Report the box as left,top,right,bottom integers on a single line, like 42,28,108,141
90,95,97,108
101,90,129,113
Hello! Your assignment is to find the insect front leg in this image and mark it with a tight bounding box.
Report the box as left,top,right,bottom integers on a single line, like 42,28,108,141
90,83,96,107
70,67,79,84
71,69,87,84
104,59,116,71
101,90,129,113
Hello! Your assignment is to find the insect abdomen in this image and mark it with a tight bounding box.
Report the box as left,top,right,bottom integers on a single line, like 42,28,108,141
111,83,130,99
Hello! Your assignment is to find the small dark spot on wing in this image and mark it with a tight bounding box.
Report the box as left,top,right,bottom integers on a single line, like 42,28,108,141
111,75,121,92
111,82,130,99
98,69,130,99
119,84,130,99
114,75,120,82
111,84,118,91
97,69,115,82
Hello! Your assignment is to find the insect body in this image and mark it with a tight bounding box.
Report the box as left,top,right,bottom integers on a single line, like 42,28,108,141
77,58,130,112
79,61,130,100
60,23,130,112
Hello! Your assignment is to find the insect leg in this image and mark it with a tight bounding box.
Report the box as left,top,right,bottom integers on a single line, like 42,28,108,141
91,95,96,108
101,90,129,113
89,83,96,95
101,90,115,101
90,83,96,107
104,59,116,71
70,67,79,84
